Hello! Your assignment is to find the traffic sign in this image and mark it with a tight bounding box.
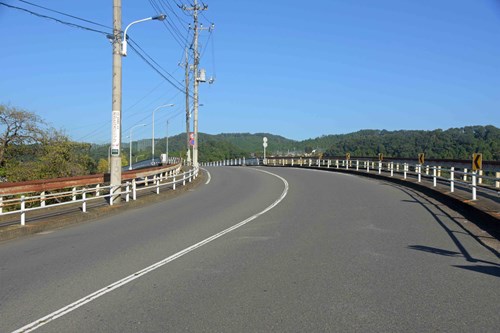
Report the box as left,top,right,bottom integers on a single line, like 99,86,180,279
263,137,268,143
263,142,268,148
189,132,195,146
378,153,384,161
472,153,482,171
418,153,425,165
346,153,351,161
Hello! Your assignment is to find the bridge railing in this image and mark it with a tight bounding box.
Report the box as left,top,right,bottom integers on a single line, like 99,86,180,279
204,157,499,203
275,157,499,201
0,162,199,226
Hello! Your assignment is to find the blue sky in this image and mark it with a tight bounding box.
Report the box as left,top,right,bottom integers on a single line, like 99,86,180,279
1,0,499,143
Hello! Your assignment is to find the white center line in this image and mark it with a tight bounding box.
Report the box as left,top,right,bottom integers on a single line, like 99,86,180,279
12,168,288,333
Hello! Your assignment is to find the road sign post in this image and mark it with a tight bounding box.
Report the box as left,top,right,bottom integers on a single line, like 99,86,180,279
472,153,482,172
418,153,425,165
263,137,268,165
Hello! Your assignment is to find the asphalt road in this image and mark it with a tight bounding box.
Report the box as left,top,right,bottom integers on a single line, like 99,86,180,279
0,167,498,332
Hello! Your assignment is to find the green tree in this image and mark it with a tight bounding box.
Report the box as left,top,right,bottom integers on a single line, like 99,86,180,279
0,104,46,170
97,158,109,173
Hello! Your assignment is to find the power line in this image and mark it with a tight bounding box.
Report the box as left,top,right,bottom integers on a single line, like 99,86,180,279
128,38,189,96
0,2,111,35
15,0,112,30
147,0,191,49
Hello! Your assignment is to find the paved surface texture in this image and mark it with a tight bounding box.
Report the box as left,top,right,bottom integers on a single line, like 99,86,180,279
0,167,498,332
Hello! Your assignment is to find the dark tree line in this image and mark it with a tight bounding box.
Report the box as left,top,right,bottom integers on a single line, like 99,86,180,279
322,127,499,160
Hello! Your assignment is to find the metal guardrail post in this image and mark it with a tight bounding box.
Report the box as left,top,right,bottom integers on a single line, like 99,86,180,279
403,163,407,179
478,170,483,185
126,182,130,202
96,184,101,197
20,195,25,226
496,172,500,188
82,188,87,212
378,162,382,175
433,166,437,187
418,164,422,182
110,187,114,206
173,177,176,190
156,177,160,194
472,171,477,200
463,168,468,182
390,162,394,177
132,179,137,201
41,191,46,208
356,160,359,171
72,187,77,201
450,167,455,192
367,161,370,173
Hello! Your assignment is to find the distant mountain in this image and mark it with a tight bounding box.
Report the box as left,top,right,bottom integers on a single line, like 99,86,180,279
88,125,499,162
198,126,499,161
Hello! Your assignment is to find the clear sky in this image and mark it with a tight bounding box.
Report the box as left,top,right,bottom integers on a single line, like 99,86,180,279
1,0,499,143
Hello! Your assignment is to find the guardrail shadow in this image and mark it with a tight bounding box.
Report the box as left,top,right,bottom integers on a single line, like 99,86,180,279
391,184,500,278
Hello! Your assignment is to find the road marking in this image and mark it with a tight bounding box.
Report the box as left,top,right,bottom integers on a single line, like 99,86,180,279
201,167,211,184
12,168,288,333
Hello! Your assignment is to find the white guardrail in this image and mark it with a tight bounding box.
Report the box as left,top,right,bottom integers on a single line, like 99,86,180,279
0,166,199,226
203,158,500,203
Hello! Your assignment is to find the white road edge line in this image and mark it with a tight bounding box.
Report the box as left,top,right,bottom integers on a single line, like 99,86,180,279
201,167,211,184
12,168,288,333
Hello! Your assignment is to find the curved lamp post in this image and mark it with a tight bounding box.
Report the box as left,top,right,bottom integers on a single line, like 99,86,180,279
152,104,175,163
110,11,166,205
122,14,166,56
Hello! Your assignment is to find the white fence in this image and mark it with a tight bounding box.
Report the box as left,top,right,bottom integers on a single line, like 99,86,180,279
205,157,499,202
0,166,199,226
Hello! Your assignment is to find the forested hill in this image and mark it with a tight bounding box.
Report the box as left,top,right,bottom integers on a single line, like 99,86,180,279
202,126,499,161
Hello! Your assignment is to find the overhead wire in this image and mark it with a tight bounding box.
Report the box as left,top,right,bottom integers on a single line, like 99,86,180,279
15,0,112,30
147,0,191,50
4,0,201,143
128,38,190,96
0,2,111,35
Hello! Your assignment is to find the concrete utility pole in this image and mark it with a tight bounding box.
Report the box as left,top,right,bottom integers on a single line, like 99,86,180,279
182,0,208,168
184,47,191,165
110,0,122,204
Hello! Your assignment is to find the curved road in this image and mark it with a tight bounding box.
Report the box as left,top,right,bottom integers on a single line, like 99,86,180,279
0,167,498,332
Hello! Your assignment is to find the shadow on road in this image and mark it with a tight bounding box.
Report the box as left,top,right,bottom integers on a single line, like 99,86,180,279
382,183,500,277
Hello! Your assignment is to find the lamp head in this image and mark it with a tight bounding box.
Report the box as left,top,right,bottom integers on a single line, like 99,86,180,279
152,14,166,21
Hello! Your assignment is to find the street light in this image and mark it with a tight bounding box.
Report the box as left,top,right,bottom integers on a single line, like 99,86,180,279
129,123,146,170
166,119,170,164
110,8,166,205
152,103,174,163
121,14,166,56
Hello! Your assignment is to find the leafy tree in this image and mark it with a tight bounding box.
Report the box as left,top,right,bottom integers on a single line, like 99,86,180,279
5,130,96,181
0,104,46,169
97,158,109,173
